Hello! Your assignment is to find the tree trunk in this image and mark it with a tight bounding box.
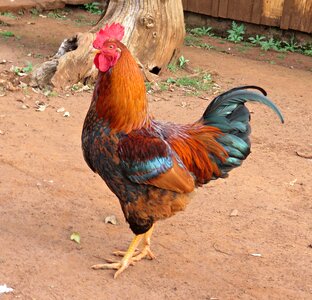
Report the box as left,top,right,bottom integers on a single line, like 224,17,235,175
31,0,185,89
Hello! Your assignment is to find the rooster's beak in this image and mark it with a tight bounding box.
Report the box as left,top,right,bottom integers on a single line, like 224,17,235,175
92,49,101,56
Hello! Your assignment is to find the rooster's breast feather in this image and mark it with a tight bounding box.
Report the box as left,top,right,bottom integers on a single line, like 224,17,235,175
118,129,195,193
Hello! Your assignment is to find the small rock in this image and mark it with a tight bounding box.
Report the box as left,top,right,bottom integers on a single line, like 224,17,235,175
0,130,4,135
0,284,14,294
0,60,7,64
105,215,118,225
35,101,48,112
21,104,29,110
250,253,262,257
230,209,239,217
56,107,65,113
63,111,70,117
289,178,297,186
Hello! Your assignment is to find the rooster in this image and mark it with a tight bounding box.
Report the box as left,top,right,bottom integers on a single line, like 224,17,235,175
82,23,284,278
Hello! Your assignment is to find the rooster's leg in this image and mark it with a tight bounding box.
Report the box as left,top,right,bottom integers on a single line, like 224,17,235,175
92,234,144,279
113,224,156,261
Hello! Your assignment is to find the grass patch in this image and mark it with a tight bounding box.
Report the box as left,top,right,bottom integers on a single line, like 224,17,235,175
165,73,213,94
84,2,103,14
47,10,68,20
0,31,14,37
0,12,16,19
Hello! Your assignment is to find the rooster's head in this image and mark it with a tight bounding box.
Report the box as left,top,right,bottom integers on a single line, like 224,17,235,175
93,23,125,72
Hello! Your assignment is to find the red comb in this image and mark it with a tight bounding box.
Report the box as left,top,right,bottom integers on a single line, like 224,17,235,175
93,23,125,49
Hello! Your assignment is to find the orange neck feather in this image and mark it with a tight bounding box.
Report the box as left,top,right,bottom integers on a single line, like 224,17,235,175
95,43,148,134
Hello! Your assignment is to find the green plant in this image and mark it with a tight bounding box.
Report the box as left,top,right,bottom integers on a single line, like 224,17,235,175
303,49,312,56
248,35,266,45
145,82,152,92
184,35,201,47
199,43,215,50
190,26,214,37
0,31,14,37
178,56,189,68
227,21,245,43
277,53,287,60
13,62,33,75
259,38,279,51
30,8,39,16
84,2,103,14
167,63,178,72
22,62,33,73
282,36,299,52
0,12,16,19
159,83,168,91
166,73,213,92
47,10,67,19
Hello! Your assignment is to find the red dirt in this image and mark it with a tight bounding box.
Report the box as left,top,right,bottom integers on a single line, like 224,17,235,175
1,8,312,300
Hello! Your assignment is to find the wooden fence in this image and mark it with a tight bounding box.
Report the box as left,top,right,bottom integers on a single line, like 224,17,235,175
182,0,312,33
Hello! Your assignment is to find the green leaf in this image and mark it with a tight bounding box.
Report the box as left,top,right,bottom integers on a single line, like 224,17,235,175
70,232,81,244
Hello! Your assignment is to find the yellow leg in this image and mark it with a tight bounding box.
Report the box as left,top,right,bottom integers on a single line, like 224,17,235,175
113,225,156,261
92,234,144,279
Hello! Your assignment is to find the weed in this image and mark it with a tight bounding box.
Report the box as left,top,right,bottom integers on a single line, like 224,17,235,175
277,53,287,60
34,53,44,58
190,26,214,37
167,64,178,72
0,12,16,19
47,10,67,20
198,42,215,50
166,73,213,92
84,2,103,14
74,15,96,26
227,21,245,43
248,35,266,45
22,62,33,73
259,38,279,51
184,35,201,47
178,56,189,68
12,62,33,76
0,31,14,37
30,8,39,16
282,36,299,52
159,83,168,91
237,45,250,53
303,49,312,56
145,82,152,92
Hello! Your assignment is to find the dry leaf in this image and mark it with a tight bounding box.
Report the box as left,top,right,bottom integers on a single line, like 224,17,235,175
70,232,81,244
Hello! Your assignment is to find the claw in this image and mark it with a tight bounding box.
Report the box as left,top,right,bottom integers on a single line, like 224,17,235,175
92,225,156,278
113,249,140,257
92,262,121,270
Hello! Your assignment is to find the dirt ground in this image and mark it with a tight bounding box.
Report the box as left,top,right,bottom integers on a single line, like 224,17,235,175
1,8,312,300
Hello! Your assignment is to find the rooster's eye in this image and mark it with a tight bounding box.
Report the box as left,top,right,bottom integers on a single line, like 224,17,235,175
109,45,114,49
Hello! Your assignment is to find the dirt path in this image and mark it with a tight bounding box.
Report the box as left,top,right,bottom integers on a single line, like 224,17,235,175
1,8,312,300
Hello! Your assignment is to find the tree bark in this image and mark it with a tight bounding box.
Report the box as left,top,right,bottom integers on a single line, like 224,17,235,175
31,0,185,89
